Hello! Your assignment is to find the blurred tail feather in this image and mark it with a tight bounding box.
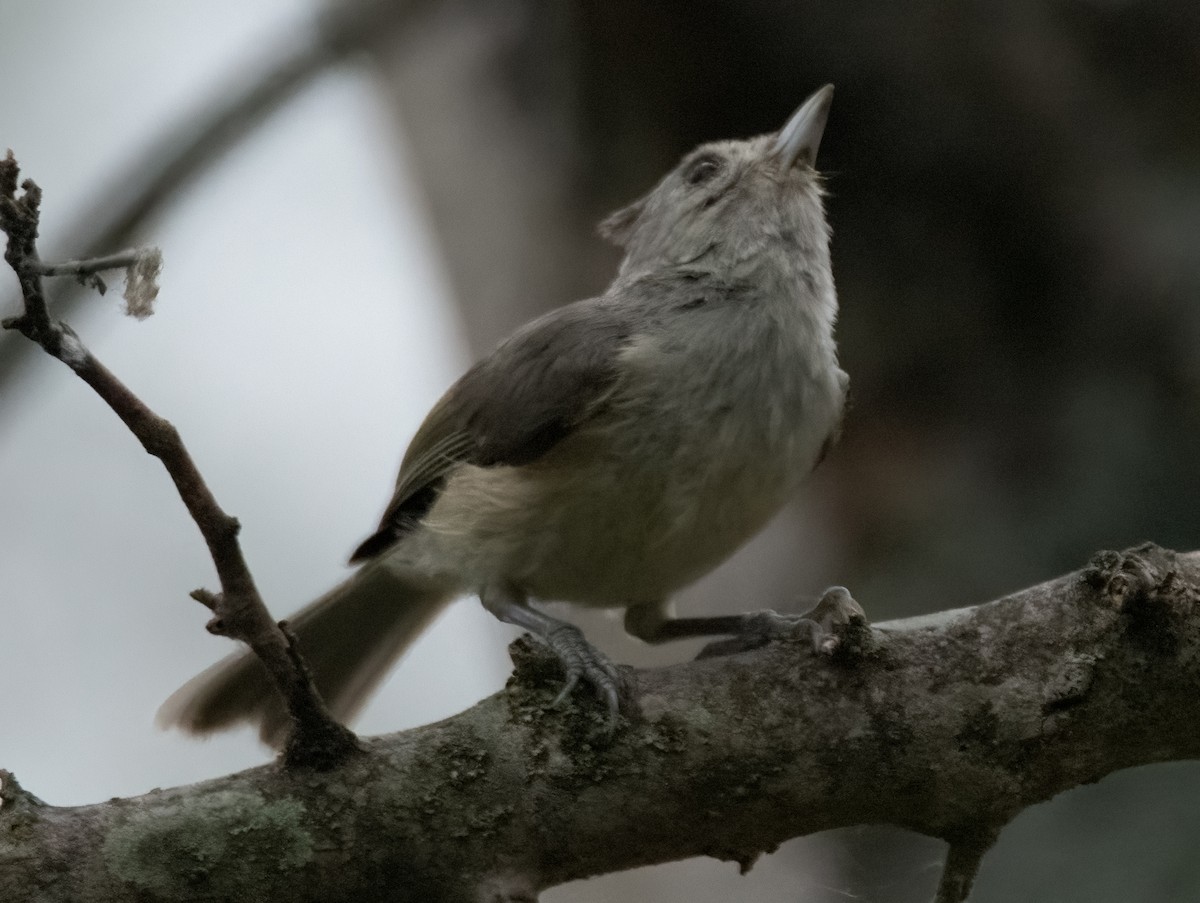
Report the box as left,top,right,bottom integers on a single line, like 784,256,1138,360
157,563,454,747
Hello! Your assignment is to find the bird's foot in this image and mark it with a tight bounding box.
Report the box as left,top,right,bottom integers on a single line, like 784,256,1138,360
696,586,866,659
484,586,634,728
542,623,627,723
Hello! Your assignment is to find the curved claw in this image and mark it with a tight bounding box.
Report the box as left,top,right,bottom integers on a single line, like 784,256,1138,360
551,672,581,708
544,624,624,724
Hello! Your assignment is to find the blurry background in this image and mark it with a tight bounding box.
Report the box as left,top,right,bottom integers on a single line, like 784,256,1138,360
3,1,1200,900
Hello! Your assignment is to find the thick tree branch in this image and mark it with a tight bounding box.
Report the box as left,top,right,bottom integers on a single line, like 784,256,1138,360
3,544,1198,902
0,154,358,771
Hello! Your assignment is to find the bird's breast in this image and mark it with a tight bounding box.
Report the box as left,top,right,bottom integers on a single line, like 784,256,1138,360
515,312,842,603
408,300,844,607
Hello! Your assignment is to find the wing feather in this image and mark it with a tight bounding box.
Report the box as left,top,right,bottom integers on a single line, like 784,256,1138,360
350,298,631,562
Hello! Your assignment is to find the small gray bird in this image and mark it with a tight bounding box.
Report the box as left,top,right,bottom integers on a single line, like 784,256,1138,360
160,84,848,745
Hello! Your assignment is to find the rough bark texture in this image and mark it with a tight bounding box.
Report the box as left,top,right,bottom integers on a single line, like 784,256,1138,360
3,544,1197,902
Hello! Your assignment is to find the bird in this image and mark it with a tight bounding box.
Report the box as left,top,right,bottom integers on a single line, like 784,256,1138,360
159,84,848,746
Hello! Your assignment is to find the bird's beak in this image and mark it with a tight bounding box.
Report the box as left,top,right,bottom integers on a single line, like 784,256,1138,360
773,84,834,169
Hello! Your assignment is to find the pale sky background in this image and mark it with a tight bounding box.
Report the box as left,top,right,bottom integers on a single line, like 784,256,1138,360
0,0,517,802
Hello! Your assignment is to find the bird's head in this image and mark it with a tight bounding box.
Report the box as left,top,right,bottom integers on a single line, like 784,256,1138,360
600,84,835,281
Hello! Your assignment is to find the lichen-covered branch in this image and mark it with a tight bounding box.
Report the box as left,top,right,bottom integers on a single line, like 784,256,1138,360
3,544,1198,902
0,153,357,771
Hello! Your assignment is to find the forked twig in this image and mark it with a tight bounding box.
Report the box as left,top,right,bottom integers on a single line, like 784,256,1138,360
1,152,359,770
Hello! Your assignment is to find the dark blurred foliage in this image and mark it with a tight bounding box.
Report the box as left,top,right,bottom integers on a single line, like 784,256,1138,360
573,0,1200,617
368,1,1200,899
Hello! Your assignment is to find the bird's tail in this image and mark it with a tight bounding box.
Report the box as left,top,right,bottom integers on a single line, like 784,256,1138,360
157,562,455,747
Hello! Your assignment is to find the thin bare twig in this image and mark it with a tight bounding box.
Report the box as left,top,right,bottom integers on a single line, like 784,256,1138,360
34,247,164,318
0,153,359,770
36,249,145,280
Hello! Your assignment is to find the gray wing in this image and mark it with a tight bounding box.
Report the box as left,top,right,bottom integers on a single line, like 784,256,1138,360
350,298,632,561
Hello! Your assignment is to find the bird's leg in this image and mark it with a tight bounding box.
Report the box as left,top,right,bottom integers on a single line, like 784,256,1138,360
481,584,624,718
625,586,865,658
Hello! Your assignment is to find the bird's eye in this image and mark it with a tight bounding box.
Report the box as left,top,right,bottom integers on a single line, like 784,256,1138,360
684,154,723,186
